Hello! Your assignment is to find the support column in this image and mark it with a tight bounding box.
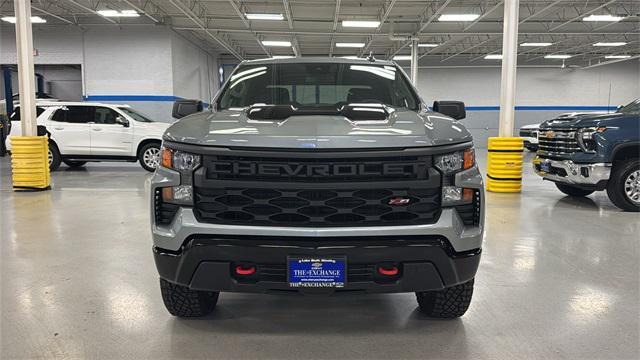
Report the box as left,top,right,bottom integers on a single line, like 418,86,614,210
14,0,37,137
10,0,51,190
410,39,419,85
498,0,519,137
486,0,524,193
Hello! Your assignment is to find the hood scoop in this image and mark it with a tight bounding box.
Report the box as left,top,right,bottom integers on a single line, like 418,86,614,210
246,104,391,123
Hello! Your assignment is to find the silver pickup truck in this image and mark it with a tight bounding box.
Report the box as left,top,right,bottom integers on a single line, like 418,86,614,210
150,57,484,318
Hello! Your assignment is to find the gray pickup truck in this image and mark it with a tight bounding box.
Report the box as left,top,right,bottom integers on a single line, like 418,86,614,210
151,58,484,318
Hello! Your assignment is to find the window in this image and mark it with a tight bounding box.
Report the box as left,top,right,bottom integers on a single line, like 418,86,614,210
9,106,46,121
118,107,153,122
217,62,420,110
94,107,119,124
619,99,640,114
51,106,95,123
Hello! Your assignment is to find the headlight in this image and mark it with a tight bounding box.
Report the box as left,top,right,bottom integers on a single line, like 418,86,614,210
577,127,606,151
160,146,201,205
161,147,201,172
434,148,475,174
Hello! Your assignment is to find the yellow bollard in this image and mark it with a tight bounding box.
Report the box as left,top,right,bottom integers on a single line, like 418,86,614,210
486,137,523,193
10,136,51,190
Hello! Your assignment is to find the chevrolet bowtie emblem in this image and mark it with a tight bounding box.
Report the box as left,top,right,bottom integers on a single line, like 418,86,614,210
544,130,555,138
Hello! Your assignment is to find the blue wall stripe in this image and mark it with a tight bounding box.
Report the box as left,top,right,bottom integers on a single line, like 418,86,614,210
84,95,181,102
466,105,617,111
82,96,617,112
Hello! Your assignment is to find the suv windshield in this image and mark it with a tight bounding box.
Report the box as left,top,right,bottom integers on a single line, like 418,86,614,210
618,99,640,114
217,62,419,111
119,107,153,122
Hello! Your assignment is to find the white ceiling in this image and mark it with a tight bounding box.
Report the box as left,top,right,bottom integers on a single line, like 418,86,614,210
1,0,639,67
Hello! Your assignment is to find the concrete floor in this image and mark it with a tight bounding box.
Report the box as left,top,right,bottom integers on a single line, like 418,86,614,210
1,151,638,359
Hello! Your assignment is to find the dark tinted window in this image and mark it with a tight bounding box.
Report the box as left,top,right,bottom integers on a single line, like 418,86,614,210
94,107,119,124
51,106,95,123
10,106,46,121
217,63,419,110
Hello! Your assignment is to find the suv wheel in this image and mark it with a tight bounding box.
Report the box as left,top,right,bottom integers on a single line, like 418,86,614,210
160,278,219,317
48,142,61,172
555,183,594,197
416,278,474,318
138,143,161,172
606,158,640,212
63,160,87,168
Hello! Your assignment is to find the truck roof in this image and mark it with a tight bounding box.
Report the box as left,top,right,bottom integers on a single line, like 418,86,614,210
242,56,397,66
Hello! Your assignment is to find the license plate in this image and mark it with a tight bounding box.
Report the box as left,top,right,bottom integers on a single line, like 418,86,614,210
540,162,551,172
288,257,346,288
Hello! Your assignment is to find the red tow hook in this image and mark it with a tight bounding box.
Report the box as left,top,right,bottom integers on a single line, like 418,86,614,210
235,264,256,276
377,265,399,276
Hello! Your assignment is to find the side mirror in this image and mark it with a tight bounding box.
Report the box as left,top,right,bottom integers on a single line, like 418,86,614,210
116,116,130,127
617,105,624,112
172,99,203,119
433,101,466,120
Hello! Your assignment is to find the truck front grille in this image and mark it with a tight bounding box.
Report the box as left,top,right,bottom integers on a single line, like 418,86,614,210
194,187,441,227
193,151,443,227
538,129,580,155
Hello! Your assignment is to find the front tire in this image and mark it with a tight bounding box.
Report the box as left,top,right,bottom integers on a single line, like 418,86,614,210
416,278,474,318
555,183,594,197
160,278,219,317
138,142,161,172
48,142,61,172
63,160,87,168
606,158,640,212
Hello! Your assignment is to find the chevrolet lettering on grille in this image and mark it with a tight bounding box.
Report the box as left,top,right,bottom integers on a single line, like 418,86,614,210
209,161,423,178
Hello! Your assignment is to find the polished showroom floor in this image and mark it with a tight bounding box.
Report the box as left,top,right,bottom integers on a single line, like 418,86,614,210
1,151,638,359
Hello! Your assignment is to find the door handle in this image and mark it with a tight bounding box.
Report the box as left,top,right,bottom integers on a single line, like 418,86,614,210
92,128,102,131
54,127,64,130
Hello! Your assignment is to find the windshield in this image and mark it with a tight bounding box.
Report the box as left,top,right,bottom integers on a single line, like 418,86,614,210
618,99,640,114
119,107,153,122
217,62,420,111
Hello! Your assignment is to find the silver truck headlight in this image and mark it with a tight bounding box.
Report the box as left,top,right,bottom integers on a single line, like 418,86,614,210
159,146,201,205
434,148,474,174
435,148,476,206
577,127,606,152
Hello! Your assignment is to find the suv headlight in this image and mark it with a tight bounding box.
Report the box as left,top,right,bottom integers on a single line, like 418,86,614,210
159,146,201,204
434,148,476,206
577,127,606,152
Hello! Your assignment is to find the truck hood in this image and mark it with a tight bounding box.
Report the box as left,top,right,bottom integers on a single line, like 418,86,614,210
541,112,623,129
163,109,472,149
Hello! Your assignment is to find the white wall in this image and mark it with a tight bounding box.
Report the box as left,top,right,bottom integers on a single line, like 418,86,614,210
1,25,218,122
411,62,640,147
170,32,219,105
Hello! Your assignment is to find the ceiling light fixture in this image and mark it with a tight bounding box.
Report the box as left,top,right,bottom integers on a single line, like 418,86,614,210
261,40,292,47
271,56,294,59
545,54,572,59
438,14,480,22
340,56,361,59
418,43,439,47
605,55,631,59
593,42,627,47
342,20,380,28
97,10,140,17
392,55,412,61
484,54,503,60
1,16,46,23
245,13,284,20
335,43,365,48
520,42,553,47
583,14,624,22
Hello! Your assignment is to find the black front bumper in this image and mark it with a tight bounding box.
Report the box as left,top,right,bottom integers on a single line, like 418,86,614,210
154,235,480,295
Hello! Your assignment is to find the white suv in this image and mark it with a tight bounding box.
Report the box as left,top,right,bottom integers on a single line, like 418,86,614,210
7,102,170,171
